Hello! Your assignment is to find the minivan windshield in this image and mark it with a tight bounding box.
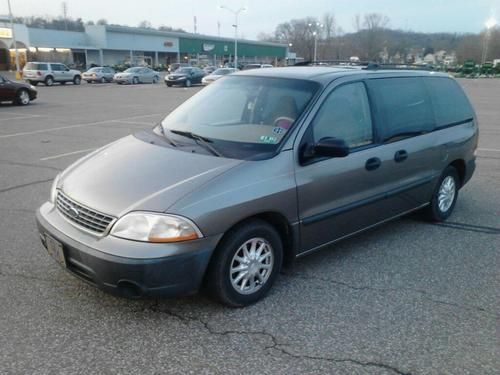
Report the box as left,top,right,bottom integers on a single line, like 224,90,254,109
161,76,319,160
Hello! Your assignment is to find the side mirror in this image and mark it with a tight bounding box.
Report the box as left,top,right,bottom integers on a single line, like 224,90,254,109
313,137,350,158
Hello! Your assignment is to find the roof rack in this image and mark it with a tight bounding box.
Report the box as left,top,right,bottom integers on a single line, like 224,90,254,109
294,60,436,71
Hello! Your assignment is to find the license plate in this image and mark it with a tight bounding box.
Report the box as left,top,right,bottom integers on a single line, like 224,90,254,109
45,234,66,267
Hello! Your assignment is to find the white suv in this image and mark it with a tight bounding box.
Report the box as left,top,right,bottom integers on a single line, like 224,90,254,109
23,62,82,86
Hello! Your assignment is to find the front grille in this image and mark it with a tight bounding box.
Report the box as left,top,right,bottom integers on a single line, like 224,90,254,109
56,191,115,234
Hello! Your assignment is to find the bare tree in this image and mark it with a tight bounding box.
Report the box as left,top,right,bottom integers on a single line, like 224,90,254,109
352,14,361,32
363,13,390,30
138,20,152,29
96,19,108,26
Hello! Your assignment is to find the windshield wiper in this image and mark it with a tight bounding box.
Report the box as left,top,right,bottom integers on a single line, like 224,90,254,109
169,129,223,157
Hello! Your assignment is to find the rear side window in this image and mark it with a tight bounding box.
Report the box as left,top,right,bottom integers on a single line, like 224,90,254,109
25,63,48,70
367,77,434,142
50,64,62,71
424,77,474,128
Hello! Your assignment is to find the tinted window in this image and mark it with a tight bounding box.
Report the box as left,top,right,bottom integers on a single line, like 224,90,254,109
424,77,474,128
312,82,373,148
367,77,434,142
38,63,48,70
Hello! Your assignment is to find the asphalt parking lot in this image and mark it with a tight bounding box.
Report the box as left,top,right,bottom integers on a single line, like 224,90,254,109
0,78,498,375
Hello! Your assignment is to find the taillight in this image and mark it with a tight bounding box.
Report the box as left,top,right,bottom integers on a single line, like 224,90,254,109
36,71,42,76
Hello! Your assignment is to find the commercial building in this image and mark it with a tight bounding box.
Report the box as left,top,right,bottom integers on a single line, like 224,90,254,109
0,17,288,70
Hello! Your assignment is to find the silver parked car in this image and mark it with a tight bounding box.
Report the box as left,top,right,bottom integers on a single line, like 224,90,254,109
23,62,82,86
202,68,238,85
114,67,160,84
82,67,115,83
37,68,478,306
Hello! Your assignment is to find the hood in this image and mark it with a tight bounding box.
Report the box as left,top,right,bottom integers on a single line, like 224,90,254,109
170,73,188,78
59,134,242,217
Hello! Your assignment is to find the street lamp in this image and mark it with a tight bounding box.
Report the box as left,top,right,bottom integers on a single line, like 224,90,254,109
220,5,246,69
308,22,323,63
482,17,497,64
7,0,20,78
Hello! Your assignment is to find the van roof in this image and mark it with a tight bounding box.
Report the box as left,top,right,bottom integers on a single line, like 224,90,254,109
235,66,450,84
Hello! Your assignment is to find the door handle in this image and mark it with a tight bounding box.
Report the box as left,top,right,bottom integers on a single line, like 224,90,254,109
394,150,408,162
365,157,381,171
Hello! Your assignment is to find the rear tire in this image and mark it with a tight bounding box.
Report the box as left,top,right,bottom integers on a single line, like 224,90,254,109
185,79,192,87
205,219,283,307
73,76,81,85
424,166,460,222
15,89,30,105
152,76,159,84
100,77,106,83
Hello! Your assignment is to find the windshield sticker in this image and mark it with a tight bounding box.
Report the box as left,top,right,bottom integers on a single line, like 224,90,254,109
260,135,278,144
272,127,285,135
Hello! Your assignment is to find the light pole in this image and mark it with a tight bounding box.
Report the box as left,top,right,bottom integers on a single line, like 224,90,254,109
308,22,323,63
220,5,246,69
7,0,20,78
482,17,497,64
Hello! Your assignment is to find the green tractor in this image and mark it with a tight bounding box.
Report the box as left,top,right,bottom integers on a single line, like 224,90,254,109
480,62,494,76
458,60,478,77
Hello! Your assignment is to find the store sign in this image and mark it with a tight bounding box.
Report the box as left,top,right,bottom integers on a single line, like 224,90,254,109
163,40,174,47
0,28,12,39
202,43,215,52
224,45,228,52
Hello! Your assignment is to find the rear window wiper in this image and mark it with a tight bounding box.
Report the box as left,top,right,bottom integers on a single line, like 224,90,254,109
169,129,224,157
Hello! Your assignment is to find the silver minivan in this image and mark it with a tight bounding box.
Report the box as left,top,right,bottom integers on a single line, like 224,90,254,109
36,68,478,306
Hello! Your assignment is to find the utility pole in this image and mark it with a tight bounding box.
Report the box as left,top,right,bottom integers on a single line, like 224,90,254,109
7,0,20,78
62,2,68,30
219,5,246,69
217,21,221,37
193,15,197,34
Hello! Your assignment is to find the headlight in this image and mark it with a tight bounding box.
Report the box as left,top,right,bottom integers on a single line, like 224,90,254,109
49,174,61,204
110,212,203,243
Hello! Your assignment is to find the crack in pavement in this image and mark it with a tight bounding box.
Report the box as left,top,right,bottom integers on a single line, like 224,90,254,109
285,273,499,318
0,178,54,194
141,301,410,374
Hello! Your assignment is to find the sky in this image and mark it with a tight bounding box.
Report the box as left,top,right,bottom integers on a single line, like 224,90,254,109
1,0,498,39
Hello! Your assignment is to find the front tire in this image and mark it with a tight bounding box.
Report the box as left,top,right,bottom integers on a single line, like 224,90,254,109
132,77,139,85
15,89,30,105
152,76,159,84
185,79,192,87
29,80,38,86
206,220,283,307
44,76,54,86
424,166,460,222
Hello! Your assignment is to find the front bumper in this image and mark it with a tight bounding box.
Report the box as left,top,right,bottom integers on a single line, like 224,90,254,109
114,77,132,84
36,202,221,298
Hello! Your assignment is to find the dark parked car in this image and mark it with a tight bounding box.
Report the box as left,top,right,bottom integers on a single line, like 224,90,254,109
0,75,37,105
37,67,477,307
165,67,205,87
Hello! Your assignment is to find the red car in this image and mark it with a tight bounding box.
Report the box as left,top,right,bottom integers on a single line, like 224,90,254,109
0,75,37,105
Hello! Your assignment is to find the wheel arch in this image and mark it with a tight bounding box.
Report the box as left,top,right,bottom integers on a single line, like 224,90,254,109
448,159,466,187
208,211,298,269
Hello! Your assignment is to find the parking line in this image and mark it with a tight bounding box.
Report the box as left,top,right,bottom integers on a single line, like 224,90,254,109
0,113,163,139
477,148,500,153
0,115,42,122
40,148,96,161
